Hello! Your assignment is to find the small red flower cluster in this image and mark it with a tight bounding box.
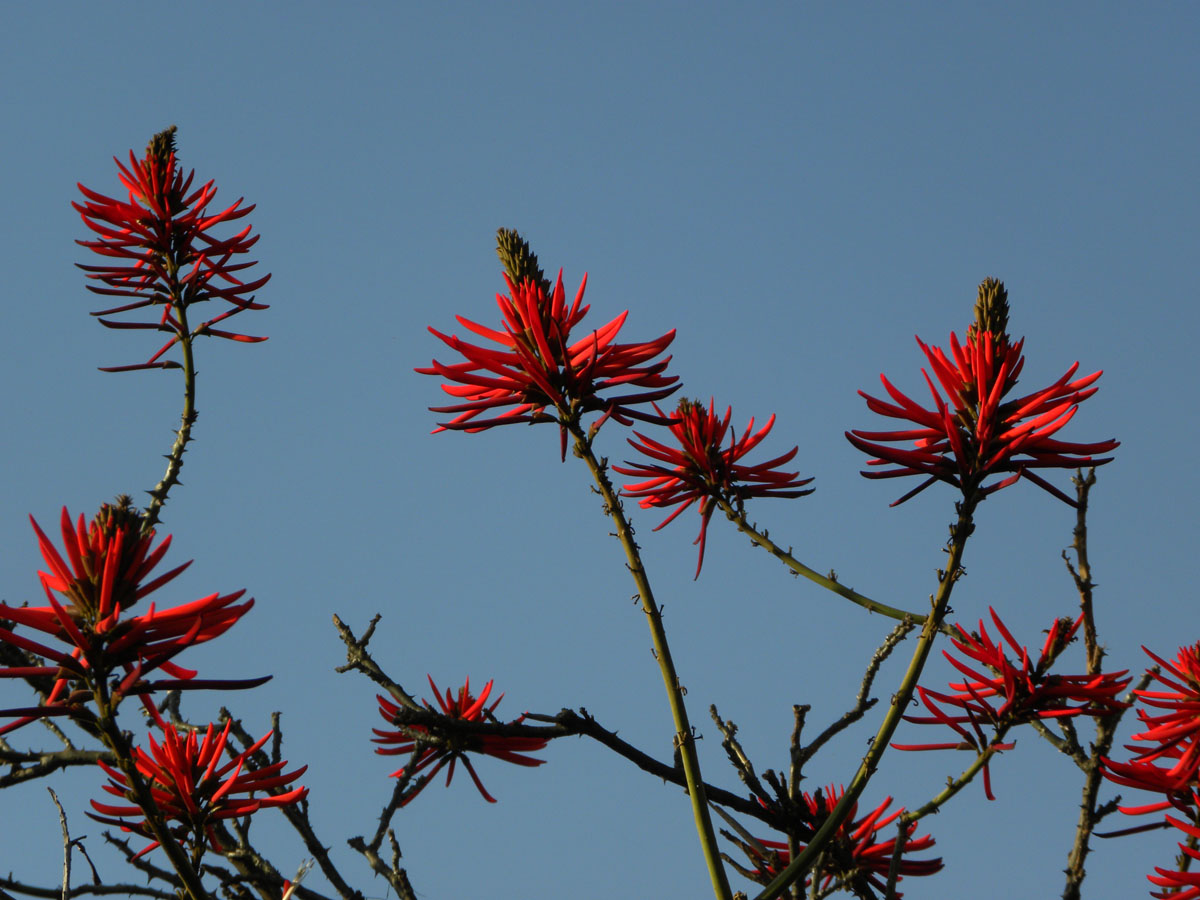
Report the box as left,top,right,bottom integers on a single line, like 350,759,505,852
418,271,678,457
74,127,269,371
89,710,307,859
1100,644,1200,897
373,676,547,804
616,398,813,577
1104,644,1200,804
726,788,941,898
895,609,1129,799
847,280,1117,506
0,502,264,734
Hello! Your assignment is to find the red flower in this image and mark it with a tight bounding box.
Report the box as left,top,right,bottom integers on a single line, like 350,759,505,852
74,126,269,372
373,675,547,804
89,710,307,859
724,789,941,898
614,398,814,577
894,608,1129,799
846,279,1117,506
1147,806,1200,900
1101,644,1200,819
1126,644,1200,770
417,270,678,457
0,502,265,734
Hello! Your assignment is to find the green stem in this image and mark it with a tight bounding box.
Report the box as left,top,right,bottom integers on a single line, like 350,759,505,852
716,500,928,624
904,736,1007,825
753,497,977,900
568,422,732,900
143,303,197,534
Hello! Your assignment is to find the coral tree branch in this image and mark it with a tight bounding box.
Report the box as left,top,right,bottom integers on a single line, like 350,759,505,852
568,421,732,900
755,496,978,899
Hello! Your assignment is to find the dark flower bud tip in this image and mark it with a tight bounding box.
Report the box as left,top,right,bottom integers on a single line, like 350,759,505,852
970,277,1009,340
496,228,551,296
145,125,178,167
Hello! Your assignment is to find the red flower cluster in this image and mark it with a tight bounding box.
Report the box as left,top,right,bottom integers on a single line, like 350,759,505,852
0,503,264,734
725,788,941,898
895,609,1129,799
1146,807,1200,899
615,398,813,577
1101,643,1200,847
418,271,678,457
89,711,307,858
847,280,1117,506
373,676,547,804
74,126,269,371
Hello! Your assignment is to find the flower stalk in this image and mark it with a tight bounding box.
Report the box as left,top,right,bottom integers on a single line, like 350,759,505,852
567,419,732,900
145,307,196,532
714,498,927,624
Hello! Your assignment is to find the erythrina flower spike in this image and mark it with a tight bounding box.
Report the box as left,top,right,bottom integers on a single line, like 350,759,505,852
0,500,267,734
722,788,941,898
373,675,547,805
1101,643,1200,820
417,269,679,458
847,279,1118,506
894,608,1129,800
1125,644,1200,772
74,126,269,372
89,710,307,859
614,398,814,578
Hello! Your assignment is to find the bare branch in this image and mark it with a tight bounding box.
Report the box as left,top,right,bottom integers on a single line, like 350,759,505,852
332,615,417,709
47,789,71,900
0,749,112,788
795,619,914,773
219,710,363,900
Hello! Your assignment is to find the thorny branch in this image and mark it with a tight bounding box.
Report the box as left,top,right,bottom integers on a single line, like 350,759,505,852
528,708,776,823
332,615,417,710
0,882,177,900
711,707,774,810
794,620,915,777
716,499,928,625
0,749,112,789
219,710,365,900
1058,471,1139,900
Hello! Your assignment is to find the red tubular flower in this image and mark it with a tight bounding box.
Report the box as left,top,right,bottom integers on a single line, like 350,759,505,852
89,710,307,859
74,126,269,371
725,788,941,898
614,398,814,578
1147,806,1200,900
894,608,1129,799
847,279,1117,506
1101,643,1200,820
0,501,266,734
1126,644,1200,770
417,270,679,456
373,675,547,805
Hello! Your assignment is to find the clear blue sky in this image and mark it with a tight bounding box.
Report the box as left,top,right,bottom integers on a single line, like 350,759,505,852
1,4,1197,898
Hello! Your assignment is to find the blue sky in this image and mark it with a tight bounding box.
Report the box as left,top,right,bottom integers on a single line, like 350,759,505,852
1,4,1197,898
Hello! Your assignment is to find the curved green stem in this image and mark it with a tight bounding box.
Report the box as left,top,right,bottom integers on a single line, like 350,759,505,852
143,303,196,534
716,499,930,625
568,421,732,900
908,738,1008,826
754,497,977,900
